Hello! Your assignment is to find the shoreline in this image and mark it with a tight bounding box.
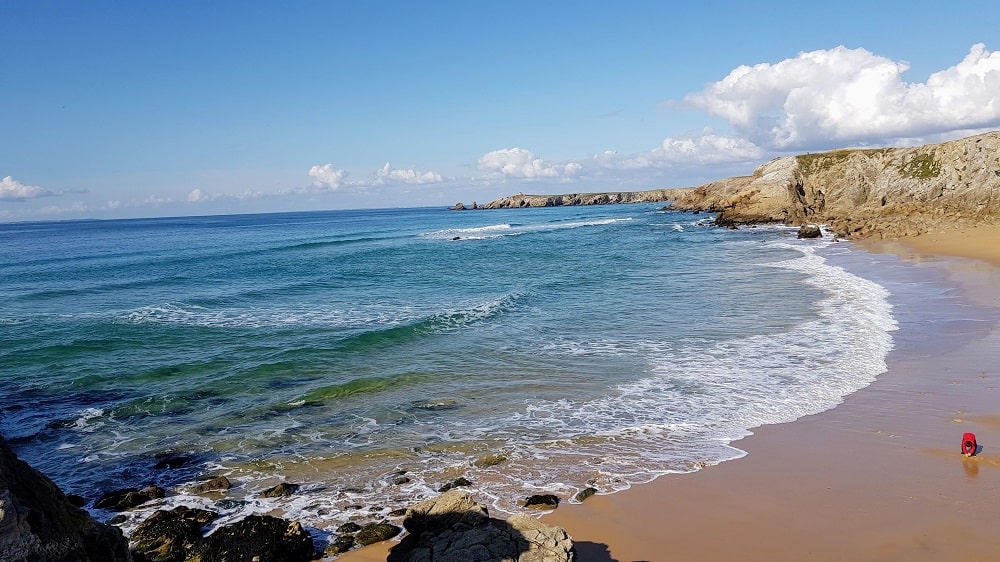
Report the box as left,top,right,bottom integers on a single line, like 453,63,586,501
540,227,1000,562
339,226,1000,561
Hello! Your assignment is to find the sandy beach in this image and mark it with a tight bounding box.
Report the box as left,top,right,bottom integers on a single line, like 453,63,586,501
339,225,1000,562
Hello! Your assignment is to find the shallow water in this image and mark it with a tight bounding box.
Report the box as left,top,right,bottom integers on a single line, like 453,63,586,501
0,205,910,531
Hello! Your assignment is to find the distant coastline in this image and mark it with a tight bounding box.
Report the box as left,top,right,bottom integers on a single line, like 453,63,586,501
450,188,691,211
460,131,1000,240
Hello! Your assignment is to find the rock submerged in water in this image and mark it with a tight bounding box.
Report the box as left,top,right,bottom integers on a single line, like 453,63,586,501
0,436,132,562
387,490,575,562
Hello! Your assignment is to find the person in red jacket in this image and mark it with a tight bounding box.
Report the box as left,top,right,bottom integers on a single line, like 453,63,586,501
962,432,978,456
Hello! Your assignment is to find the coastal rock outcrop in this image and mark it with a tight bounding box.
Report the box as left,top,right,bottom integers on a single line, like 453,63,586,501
668,131,1000,238
387,490,575,562
129,508,315,562
0,436,132,562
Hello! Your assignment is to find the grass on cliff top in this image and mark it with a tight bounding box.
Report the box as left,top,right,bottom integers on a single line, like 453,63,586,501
796,147,942,180
795,148,891,174
898,152,942,179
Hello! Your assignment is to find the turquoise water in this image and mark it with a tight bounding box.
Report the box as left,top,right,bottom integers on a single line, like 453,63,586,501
0,205,897,530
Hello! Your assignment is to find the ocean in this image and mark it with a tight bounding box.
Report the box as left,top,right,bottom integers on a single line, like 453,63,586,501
0,204,925,532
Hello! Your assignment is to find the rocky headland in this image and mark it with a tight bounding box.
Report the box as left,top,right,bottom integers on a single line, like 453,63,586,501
470,131,1000,239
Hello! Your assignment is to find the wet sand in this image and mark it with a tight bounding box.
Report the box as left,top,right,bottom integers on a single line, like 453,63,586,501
338,226,1000,561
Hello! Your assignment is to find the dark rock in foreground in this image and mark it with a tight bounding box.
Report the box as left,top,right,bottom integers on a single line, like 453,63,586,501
388,490,575,562
194,514,315,562
130,508,314,562
131,506,219,562
0,436,132,562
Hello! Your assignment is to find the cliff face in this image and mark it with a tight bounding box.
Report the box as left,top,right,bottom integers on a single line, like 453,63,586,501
670,131,1000,238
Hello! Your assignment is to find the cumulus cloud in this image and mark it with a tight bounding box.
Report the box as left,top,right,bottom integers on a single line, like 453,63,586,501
373,162,444,185
308,164,346,190
0,176,54,201
187,188,207,202
684,43,1000,149
598,131,764,170
477,148,582,180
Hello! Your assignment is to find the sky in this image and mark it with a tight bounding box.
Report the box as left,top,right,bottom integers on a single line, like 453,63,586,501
2,1,999,222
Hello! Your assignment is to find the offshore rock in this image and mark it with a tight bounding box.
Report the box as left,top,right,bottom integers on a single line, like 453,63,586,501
0,436,132,562
387,490,575,562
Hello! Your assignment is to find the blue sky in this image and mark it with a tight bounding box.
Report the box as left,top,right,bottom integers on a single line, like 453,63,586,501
2,1,998,221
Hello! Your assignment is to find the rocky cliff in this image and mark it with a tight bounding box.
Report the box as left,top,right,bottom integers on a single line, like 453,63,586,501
477,132,1000,239
669,131,1000,238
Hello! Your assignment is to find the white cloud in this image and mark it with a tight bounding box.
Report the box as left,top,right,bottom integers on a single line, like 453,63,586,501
0,176,53,201
477,148,582,180
372,162,444,185
35,201,88,216
684,43,1000,149
107,200,121,209
597,131,764,170
308,164,346,190
187,188,207,202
